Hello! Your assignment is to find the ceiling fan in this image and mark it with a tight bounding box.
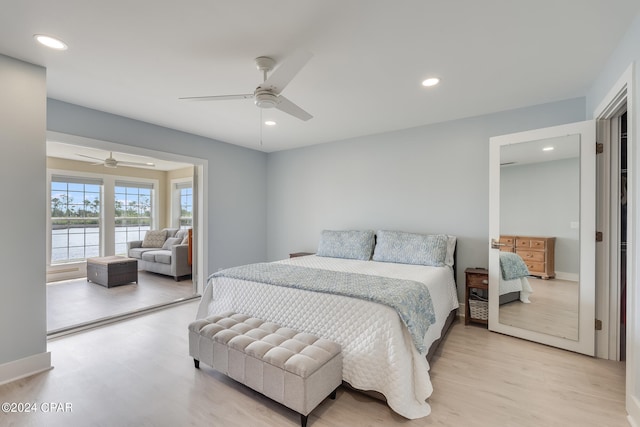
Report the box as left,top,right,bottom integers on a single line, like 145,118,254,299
77,152,156,168
179,50,313,121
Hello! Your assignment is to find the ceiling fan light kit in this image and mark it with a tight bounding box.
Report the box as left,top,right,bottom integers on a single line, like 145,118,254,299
254,89,279,108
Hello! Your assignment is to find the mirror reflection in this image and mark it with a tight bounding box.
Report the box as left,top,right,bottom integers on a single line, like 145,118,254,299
498,134,580,340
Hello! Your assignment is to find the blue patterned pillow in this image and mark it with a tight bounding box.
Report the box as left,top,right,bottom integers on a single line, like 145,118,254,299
316,230,375,260
372,231,449,266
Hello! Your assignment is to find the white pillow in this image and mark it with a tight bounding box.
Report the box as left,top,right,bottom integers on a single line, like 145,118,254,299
445,235,457,267
162,237,182,250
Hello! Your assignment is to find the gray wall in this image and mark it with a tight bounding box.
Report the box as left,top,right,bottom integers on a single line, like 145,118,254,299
586,12,640,117
0,55,47,365
266,98,586,301
47,100,268,274
501,158,580,276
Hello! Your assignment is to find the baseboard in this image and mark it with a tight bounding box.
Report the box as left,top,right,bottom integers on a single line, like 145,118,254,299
554,271,579,282
47,261,86,283
0,352,52,386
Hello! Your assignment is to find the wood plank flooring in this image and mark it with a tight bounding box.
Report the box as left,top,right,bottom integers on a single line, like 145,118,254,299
47,271,195,332
499,277,579,340
0,301,627,427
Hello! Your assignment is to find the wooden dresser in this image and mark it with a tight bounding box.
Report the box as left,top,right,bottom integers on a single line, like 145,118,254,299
499,235,555,279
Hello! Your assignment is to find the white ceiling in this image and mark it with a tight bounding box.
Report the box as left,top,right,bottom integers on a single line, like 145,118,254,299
2,1,639,153
47,141,193,171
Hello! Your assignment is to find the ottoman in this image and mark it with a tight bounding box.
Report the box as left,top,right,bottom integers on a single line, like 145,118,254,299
189,312,342,427
87,256,138,288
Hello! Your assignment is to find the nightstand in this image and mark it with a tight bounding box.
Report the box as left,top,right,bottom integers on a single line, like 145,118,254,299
289,252,314,258
465,267,489,326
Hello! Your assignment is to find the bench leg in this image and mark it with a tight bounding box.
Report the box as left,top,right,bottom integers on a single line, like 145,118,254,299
193,359,200,369
300,414,308,427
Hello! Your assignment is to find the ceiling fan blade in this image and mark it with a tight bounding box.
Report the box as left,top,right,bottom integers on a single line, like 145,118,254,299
275,95,313,121
261,50,313,94
77,153,105,161
179,94,253,102
117,161,156,167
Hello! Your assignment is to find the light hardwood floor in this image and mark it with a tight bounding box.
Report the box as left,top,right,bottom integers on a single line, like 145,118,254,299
47,271,195,332
499,277,579,340
0,301,627,427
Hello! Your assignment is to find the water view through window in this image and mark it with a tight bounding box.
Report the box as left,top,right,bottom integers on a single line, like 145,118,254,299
50,178,154,262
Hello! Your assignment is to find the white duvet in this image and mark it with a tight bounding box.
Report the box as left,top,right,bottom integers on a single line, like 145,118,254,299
196,255,459,419
499,275,533,302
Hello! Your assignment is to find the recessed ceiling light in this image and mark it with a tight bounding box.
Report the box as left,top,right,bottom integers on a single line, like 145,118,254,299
421,77,440,87
34,34,68,50
543,146,554,151
264,120,277,126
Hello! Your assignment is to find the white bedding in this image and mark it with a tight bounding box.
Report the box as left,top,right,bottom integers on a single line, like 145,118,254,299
499,275,533,302
196,255,459,419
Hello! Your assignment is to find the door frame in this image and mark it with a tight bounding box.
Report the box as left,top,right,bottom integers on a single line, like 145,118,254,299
594,64,634,361
46,131,209,295
592,63,637,424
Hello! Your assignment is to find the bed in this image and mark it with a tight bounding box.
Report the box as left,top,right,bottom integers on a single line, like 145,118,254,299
195,230,459,419
499,252,533,304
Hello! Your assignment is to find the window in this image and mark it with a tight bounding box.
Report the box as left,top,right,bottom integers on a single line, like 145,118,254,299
115,181,153,255
176,182,193,229
50,176,102,264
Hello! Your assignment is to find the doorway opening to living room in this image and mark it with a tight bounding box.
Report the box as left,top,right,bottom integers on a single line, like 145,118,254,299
45,134,206,335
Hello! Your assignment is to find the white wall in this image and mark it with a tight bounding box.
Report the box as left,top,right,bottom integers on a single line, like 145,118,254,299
47,100,268,273
266,98,586,300
0,55,49,369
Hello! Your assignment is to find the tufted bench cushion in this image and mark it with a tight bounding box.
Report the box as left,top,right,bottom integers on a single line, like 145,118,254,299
188,312,342,427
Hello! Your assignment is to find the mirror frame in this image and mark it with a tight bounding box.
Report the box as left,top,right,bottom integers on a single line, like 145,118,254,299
488,120,596,356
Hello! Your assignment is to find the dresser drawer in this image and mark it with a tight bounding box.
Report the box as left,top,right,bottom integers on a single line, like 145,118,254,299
524,261,545,273
467,274,489,287
516,249,545,262
529,239,546,250
500,236,515,246
516,238,547,250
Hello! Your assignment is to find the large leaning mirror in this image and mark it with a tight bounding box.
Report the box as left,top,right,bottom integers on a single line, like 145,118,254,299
498,135,580,340
488,121,596,356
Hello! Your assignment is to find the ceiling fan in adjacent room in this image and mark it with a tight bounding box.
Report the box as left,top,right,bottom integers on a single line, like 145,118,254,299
179,50,314,121
77,152,156,168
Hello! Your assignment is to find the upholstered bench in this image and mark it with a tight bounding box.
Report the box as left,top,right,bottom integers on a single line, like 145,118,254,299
188,312,342,427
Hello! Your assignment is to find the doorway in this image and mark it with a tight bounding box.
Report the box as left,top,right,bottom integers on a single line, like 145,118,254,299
606,109,628,361
620,111,628,360
45,132,208,335
593,63,639,423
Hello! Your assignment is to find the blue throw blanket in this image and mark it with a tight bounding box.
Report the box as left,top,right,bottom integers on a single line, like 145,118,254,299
499,252,530,280
212,263,436,354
